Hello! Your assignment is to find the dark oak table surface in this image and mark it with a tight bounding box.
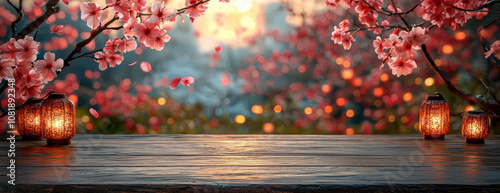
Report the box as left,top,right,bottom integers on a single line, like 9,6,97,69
1,134,499,192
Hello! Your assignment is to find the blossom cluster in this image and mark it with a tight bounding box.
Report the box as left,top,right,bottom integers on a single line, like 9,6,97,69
373,27,428,77
0,36,63,100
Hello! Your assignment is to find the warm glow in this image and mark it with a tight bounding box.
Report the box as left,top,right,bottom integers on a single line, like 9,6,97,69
351,78,362,87
234,0,253,12
435,59,442,67
240,16,256,29
324,106,333,113
321,84,332,94
346,109,354,118
465,105,474,112
41,93,75,145
68,94,78,105
373,87,384,97
424,77,435,86
336,57,344,65
167,117,175,125
442,44,454,54
380,73,389,82
274,105,282,113
403,92,413,102
235,115,246,124
304,107,313,115
346,128,354,135
341,69,354,80
157,97,166,106
388,115,396,122
455,31,466,41
415,77,422,85
342,60,351,68
263,122,274,133
81,115,90,123
16,101,42,139
336,98,347,107
251,105,264,114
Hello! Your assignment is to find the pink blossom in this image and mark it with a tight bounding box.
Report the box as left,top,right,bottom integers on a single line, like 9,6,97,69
169,77,182,89
94,52,108,71
399,27,428,48
149,29,171,51
104,37,122,54
184,0,208,22
373,36,384,55
339,33,355,50
116,36,137,53
34,52,63,81
80,2,106,29
148,2,176,24
0,39,18,60
181,76,194,86
106,53,124,68
133,21,160,47
0,59,15,80
325,0,341,8
395,40,416,60
106,0,131,20
338,19,349,31
485,40,500,60
388,56,417,77
14,36,40,62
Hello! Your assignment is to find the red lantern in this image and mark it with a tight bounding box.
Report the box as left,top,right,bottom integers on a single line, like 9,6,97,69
16,100,43,140
462,110,489,144
419,92,450,140
41,93,76,145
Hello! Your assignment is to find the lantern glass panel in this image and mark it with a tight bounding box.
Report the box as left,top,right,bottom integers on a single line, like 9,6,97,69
41,93,75,145
462,110,489,144
419,93,450,139
16,101,42,140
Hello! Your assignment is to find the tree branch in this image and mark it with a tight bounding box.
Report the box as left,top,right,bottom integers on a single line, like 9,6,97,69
7,0,23,36
481,79,500,103
421,44,500,115
478,17,500,71
14,0,60,39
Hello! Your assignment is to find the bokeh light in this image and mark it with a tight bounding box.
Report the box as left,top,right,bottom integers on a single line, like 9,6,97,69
235,115,246,124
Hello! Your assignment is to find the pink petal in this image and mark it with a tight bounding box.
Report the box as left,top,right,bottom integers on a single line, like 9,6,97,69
89,108,99,118
34,0,45,7
169,77,182,89
215,45,222,52
62,0,69,5
181,76,194,86
128,61,137,66
140,62,152,72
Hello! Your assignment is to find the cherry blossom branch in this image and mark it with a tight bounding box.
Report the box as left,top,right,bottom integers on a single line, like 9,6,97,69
14,0,60,39
360,0,391,16
421,44,500,115
381,1,423,15
7,0,23,36
64,17,119,67
451,0,500,13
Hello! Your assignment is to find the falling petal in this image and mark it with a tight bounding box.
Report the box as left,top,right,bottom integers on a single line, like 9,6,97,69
140,62,151,72
128,61,137,66
215,45,222,52
169,77,182,89
89,108,99,118
181,76,195,86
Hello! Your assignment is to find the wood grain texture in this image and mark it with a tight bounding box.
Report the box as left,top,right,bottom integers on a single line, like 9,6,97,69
0,134,499,192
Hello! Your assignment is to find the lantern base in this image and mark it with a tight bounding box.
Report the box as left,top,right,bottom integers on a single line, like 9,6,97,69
423,134,445,140
21,135,42,141
465,138,484,144
47,139,71,145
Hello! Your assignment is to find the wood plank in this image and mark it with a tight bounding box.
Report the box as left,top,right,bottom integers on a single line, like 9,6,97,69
0,134,499,192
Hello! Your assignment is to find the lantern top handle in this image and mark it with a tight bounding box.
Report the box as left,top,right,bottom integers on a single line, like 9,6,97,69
46,93,67,99
426,92,446,101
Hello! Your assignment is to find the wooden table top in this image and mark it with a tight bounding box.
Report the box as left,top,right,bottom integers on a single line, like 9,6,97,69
1,134,499,192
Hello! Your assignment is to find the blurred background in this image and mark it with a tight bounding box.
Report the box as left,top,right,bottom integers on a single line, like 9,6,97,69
0,0,499,134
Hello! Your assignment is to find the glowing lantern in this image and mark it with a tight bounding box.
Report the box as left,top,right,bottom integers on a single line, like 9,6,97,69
462,110,489,144
41,93,76,145
419,92,450,140
16,100,43,140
